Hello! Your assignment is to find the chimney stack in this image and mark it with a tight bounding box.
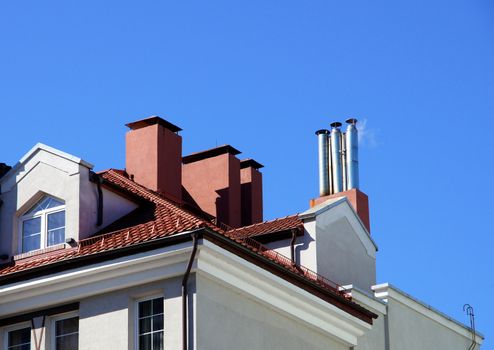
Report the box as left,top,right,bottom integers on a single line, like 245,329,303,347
311,118,371,232
125,116,183,202
182,145,242,228
240,159,263,226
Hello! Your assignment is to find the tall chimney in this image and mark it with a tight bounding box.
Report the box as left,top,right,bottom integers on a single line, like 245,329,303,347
312,118,370,232
240,159,263,226
345,118,359,190
316,129,330,197
182,145,242,228
330,122,343,193
125,116,183,202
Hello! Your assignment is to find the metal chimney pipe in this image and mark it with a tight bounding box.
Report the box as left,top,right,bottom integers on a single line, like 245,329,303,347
316,129,330,196
341,131,347,191
330,122,343,193
345,118,359,189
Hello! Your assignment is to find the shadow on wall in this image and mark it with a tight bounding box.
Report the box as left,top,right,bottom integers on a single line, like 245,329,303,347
215,188,230,228
295,229,314,264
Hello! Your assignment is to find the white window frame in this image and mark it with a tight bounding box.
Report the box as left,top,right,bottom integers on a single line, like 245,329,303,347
3,321,32,350
50,311,79,350
18,196,66,254
134,295,164,350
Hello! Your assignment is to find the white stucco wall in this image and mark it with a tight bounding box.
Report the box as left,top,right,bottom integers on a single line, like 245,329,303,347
78,278,183,350
0,147,85,256
196,273,350,350
384,292,481,350
0,144,138,257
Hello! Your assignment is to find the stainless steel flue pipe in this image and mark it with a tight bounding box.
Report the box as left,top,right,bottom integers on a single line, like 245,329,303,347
345,118,359,190
316,129,330,196
330,122,343,193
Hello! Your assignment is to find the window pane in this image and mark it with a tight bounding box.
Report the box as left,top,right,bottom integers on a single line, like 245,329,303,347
26,196,64,215
56,334,78,350
152,298,163,315
139,334,151,350
47,211,65,246
138,298,164,350
8,327,30,349
139,300,152,318
8,345,30,350
22,217,41,252
48,228,65,246
56,317,79,336
23,217,41,237
152,332,164,350
22,233,41,253
48,211,65,229
56,317,78,350
153,315,163,331
139,317,151,334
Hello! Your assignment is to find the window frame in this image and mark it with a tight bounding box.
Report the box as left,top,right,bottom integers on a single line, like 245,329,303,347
18,196,66,254
3,321,32,350
50,311,79,350
134,295,165,350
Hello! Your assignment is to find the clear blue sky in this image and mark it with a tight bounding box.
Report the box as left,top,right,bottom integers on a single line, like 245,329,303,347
1,0,493,347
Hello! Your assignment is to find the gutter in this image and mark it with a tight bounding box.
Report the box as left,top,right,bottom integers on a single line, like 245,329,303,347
0,229,202,287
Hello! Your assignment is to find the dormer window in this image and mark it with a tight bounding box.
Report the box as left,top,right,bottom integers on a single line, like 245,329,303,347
20,196,66,253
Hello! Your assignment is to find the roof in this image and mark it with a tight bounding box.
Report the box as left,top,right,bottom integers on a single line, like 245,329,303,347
0,169,376,323
228,215,303,239
0,169,220,277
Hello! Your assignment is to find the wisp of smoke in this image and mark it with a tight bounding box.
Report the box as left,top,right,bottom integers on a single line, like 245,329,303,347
357,118,378,148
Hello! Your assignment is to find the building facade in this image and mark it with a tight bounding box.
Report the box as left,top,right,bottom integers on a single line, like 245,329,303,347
0,117,483,349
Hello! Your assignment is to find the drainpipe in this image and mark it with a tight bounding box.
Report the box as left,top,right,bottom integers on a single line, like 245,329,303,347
290,229,297,265
182,232,199,350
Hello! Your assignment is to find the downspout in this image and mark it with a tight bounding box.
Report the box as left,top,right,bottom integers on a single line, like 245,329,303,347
89,171,104,226
182,232,199,350
290,229,297,265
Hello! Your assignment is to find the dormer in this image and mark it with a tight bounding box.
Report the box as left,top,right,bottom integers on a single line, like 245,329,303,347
0,144,137,259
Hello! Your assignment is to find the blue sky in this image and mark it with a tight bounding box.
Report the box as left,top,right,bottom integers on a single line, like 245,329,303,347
1,0,493,347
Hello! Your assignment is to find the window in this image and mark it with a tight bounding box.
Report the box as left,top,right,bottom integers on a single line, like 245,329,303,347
54,316,79,350
20,195,65,253
7,327,31,350
137,297,164,350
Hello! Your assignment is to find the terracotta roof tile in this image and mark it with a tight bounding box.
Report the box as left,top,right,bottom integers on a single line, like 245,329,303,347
0,169,220,277
0,170,372,319
228,215,303,239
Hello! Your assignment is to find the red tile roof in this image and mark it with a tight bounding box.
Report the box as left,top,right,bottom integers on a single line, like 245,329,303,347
0,169,221,277
0,169,376,323
228,215,303,239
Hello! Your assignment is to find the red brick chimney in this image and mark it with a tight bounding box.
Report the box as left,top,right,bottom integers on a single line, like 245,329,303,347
125,116,182,203
182,145,242,228
240,159,263,226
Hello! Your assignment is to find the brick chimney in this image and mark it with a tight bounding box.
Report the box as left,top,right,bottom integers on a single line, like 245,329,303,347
240,159,263,226
125,116,182,202
182,145,242,228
